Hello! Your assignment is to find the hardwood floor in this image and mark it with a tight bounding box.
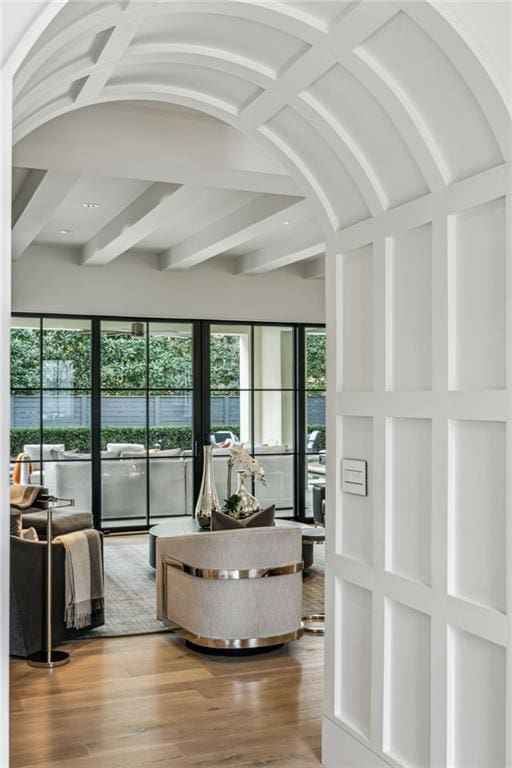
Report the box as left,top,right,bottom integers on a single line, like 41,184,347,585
10,632,323,767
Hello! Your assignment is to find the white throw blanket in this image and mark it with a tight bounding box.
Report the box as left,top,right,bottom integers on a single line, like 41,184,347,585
54,530,104,629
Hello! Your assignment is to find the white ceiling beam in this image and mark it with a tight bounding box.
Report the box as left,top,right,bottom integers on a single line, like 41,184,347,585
236,223,325,275
302,255,326,279
12,170,79,260
80,182,183,266
73,19,141,104
161,195,306,271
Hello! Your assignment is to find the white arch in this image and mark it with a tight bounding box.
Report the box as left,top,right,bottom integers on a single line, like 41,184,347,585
2,6,511,768
12,0,509,236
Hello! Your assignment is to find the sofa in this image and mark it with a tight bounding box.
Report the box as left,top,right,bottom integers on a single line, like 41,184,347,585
312,484,326,526
156,526,303,651
10,530,104,657
24,443,193,521
23,443,295,521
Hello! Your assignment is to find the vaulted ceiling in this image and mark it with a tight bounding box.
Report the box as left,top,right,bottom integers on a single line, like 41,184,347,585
12,101,325,277
10,1,509,278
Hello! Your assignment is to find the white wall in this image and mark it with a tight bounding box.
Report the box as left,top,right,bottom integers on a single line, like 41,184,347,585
12,245,325,323
323,162,512,767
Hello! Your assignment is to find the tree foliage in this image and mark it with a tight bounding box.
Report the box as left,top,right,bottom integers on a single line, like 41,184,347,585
11,327,326,391
306,332,327,390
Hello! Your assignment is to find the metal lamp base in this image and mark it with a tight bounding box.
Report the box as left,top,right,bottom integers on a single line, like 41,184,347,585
27,650,70,668
302,613,325,635
26,495,74,670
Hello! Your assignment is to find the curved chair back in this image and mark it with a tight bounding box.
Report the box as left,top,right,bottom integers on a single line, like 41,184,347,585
156,527,303,650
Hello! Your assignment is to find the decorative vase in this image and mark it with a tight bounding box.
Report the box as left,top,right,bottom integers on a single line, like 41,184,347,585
235,470,260,519
195,445,221,529
227,460,233,499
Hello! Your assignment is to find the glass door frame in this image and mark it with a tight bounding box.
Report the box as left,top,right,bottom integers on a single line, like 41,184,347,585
11,312,325,530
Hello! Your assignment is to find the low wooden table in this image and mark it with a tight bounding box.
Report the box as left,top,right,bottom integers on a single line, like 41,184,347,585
148,517,324,570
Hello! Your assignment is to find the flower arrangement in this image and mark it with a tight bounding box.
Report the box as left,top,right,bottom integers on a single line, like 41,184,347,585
226,444,265,496
222,445,266,518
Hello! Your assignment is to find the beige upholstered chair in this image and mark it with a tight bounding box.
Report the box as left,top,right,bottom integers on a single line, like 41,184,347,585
156,527,304,651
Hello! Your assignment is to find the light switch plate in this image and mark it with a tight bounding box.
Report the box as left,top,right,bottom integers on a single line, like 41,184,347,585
342,459,367,496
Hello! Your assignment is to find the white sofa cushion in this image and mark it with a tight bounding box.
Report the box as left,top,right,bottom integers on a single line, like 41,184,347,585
106,443,145,454
23,443,65,461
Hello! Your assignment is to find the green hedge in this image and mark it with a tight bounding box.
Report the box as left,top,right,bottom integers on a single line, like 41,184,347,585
11,427,92,456
10,424,326,456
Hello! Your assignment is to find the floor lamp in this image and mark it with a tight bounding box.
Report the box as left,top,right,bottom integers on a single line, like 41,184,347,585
27,495,75,668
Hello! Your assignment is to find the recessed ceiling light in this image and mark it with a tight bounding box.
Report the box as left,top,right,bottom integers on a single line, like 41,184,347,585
283,220,290,225
83,202,100,209
58,229,73,235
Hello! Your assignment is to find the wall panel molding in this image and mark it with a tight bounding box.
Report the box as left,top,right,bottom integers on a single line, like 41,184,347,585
327,160,511,767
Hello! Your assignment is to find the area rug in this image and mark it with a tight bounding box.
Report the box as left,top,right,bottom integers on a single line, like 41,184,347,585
84,534,325,638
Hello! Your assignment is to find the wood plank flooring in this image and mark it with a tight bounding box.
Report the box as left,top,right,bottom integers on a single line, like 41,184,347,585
10,632,323,767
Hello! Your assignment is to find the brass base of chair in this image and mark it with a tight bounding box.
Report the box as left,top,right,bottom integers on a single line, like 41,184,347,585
302,614,325,635
178,625,304,653
185,640,285,656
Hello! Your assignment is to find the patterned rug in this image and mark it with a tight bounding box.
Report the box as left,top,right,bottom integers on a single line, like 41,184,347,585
85,534,324,638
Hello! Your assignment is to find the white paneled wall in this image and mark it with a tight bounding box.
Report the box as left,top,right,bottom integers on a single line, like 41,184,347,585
384,600,431,768
342,245,374,392
388,418,432,587
389,224,432,391
324,163,511,768
450,198,506,391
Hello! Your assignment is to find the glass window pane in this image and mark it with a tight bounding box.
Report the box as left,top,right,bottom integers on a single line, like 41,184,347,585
306,328,326,390
305,328,326,519
43,391,91,455
10,390,40,462
149,456,193,521
11,317,40,389
306,393,326,462
253,390,294,452
210,324,251,389
253,326,294,389
254,453,294,515
101,391,147,453
210,390,251,449
101,457,147,525
149,390,193,452
149,323,193,389
101,320,147,389
43,460,92,514
306,455,326,516
43,318,91,388
212,451,231,508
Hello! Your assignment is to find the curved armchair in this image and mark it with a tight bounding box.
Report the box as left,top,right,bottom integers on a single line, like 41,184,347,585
156,527,303,651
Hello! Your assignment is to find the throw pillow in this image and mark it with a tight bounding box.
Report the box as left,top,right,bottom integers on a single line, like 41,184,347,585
22,527,39,541
211,505,275,531
62,451,91,460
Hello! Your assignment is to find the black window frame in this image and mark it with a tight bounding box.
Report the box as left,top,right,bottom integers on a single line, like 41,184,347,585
10,312,325,530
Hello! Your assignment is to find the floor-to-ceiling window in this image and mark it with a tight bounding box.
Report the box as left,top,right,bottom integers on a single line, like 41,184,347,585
10,317,93,516
10,314,325,528
210,324,296,517
99,320,195,528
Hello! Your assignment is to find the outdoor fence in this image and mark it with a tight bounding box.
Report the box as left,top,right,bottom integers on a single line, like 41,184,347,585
11,394,325,428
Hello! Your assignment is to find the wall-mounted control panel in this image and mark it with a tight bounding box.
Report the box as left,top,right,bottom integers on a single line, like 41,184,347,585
342,459,367,496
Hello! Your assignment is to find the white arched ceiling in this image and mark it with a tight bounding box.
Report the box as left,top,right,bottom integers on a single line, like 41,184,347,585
11,0,510,248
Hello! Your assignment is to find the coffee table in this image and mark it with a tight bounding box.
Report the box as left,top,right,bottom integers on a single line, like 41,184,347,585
148,517,324,570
